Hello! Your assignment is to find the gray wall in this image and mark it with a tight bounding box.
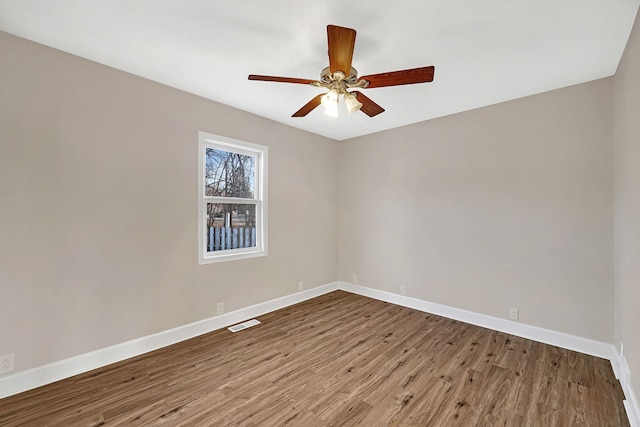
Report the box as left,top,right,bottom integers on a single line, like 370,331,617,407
614,9,640,399
0,32,339,372
338,79,614,342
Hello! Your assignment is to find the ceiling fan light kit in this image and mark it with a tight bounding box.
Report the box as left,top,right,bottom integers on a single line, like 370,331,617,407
248,24,435,118
321,89,340,117
344,92,363,114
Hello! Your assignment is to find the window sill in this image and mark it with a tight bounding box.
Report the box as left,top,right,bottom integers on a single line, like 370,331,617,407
199,249,268,265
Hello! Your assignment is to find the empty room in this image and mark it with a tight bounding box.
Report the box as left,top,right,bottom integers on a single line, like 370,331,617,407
1,1,639,425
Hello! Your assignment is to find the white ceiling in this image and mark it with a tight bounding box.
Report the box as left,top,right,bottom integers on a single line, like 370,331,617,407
1,1,638,141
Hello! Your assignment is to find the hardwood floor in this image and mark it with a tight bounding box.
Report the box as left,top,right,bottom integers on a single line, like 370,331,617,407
0,291,628,426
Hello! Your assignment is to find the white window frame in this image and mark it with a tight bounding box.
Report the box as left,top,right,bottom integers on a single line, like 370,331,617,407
198,132,268,264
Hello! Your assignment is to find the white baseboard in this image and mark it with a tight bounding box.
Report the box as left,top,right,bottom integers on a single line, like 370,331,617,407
339,282,616,360
0,282,340,399
624,392,640,427
1,279,636,427
613,351,640,427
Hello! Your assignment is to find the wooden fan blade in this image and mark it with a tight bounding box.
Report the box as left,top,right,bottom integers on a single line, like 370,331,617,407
248,75,317,85
292,94,324,117
327,25,356,75
359,66,435,88
351,91,385,117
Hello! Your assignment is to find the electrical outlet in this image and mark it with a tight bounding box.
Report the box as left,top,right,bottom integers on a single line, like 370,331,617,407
400,285,406,295
509,308,519,320
0,353,15,374
298,281,304,291
216,302,224,315
352,275,358,284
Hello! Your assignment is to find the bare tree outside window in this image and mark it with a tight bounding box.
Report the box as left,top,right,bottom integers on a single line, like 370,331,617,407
205,148,255,199
205,148,256,235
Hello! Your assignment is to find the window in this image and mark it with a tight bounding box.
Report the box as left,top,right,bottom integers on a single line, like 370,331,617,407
198,132,267,264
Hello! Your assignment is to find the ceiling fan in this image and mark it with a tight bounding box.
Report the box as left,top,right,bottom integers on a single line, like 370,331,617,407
248,25,435,118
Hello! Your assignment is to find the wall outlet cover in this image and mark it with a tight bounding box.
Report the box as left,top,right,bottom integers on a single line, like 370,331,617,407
0,353,15,374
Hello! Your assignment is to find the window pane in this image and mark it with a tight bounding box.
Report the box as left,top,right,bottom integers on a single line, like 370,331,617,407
205,203,257,252
205,148,255,198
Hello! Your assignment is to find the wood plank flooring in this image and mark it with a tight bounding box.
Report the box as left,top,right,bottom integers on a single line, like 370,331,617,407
0,291,629,426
